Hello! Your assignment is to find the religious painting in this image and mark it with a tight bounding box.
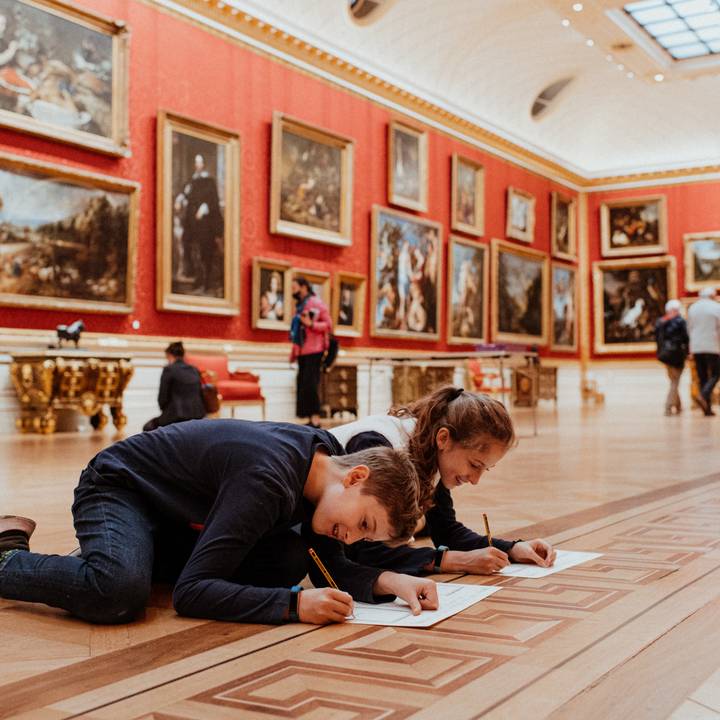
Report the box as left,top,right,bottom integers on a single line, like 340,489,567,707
447,236,488,345
371,205,442,340
451,153,484,237
332,271,365,338
491,238,548,345
157,111,240,315
270,112,354,246
388,120,428,212
251,257,291,331
0,151,138,312
506,187,536,243
291,268,331,308
551,191,576,260
0,0,130,156
593,256,677,354
600,195,667,257
684,232,720,292
550,261,578,352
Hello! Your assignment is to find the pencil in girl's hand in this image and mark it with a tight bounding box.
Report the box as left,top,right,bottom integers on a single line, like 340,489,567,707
482,513,493,546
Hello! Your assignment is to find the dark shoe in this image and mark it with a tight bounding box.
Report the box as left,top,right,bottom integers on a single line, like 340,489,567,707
0,515,36,552
305,421,322,428
697,395,710,414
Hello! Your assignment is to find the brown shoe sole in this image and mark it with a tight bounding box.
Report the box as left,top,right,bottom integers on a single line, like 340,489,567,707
0,515,37,538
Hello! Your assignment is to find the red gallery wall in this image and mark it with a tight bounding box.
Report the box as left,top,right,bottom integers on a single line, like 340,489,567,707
0,0,580,355
587,180,720,359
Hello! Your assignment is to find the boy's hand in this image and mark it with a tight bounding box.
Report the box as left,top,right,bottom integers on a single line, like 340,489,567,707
442,547,509,574
373,572,439,615
298,588,353,624
508,539,556,567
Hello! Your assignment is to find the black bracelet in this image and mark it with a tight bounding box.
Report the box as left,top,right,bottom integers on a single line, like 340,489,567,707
433,545,448,573
287,585,303,623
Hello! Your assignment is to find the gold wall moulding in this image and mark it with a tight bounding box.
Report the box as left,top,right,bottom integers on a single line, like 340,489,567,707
10,352,134,434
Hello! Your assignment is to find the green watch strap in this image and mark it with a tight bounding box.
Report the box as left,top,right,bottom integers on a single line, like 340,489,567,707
433,545,449,573
288,585,303,623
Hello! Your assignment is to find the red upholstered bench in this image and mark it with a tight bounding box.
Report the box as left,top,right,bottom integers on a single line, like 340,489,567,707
185,353,265,419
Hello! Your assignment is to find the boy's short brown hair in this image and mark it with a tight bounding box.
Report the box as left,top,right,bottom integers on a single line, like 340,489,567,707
332,446,421,543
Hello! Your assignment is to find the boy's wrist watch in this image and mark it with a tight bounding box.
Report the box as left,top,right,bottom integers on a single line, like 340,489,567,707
288,585,303,622
433,545,449,573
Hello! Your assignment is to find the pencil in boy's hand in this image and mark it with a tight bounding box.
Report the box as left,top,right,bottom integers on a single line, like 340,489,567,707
482,513,493,546
308,547,338,589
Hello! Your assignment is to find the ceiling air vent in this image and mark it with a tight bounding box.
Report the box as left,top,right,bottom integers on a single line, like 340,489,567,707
347,0,397,25
531,77,574,120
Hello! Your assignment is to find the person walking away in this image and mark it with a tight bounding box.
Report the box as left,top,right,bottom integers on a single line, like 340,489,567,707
655,299,689,416
688,287,720,416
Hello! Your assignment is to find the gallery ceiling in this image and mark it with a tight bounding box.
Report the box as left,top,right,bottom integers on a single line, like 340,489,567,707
221,0,720,178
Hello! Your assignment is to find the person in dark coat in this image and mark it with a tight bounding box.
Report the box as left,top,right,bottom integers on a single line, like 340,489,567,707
655,299,690,416
143,341,205,431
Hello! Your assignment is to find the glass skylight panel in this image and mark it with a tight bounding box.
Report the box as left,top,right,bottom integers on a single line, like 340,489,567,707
625,0,720,59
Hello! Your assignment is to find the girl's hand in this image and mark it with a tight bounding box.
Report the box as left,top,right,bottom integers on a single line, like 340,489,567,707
508,539,556,567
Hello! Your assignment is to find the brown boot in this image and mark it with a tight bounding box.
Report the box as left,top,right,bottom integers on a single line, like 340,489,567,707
0,515,37,552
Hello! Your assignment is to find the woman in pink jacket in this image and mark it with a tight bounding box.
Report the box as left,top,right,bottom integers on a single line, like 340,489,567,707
290,276,332,428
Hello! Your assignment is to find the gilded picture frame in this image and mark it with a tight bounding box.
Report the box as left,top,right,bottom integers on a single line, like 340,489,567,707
447,235,488,345
332,271,366,338
600,195,668,258
593,255,677,354
0,0,130,157
252,257,292,331
270,112,354,246
388,120,428,212
550,261,578,353
683,232,720,292
371,205,442,340
551,191,576,260
0,150,138,313
156,110,240,316
451,153,484,237
491,238,549,345
506,186,536,243
292,268,331,308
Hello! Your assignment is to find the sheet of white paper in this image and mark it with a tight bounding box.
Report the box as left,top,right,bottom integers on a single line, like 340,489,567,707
499,549,603,578
347,583,500,627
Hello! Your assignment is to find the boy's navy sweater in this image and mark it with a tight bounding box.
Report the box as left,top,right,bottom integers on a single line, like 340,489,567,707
90,419,385,624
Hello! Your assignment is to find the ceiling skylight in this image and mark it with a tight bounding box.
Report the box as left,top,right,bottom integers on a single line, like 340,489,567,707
624,0,720,59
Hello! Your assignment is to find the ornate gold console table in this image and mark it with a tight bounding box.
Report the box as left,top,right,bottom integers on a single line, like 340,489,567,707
10,352,134,434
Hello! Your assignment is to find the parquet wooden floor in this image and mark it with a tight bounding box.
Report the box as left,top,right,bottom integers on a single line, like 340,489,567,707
1,402,719,719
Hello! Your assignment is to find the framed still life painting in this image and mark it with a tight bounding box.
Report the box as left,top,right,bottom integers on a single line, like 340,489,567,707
451,153,484,237
0,150,138,313
506,187,536,243
593,255,677,354
270,112,354,246
447,236,488,345
156,110,240,315
371,205,442,340
252,257,291,331
600,195,667,258
332,271,366,338
0,0,130,156
551,191,576,260
388,120,428,212
683,232,720,292
491,238,548,345
550,261,578,352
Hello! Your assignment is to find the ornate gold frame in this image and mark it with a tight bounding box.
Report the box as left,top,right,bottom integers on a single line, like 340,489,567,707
292,268,331,308
0,150,138,313
683,232,720,292
156,110,240,316
371,204,443,341
251,257,292,331
451,153,484,237
447,235,489,345
550,260,579,353
388,120,428,212
593,255,677,354
491,238,549,345
270,112,354,246
600,194,668,258
332,271,366,338
551,191,577,260
506,187,536,243
0,0,130,156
